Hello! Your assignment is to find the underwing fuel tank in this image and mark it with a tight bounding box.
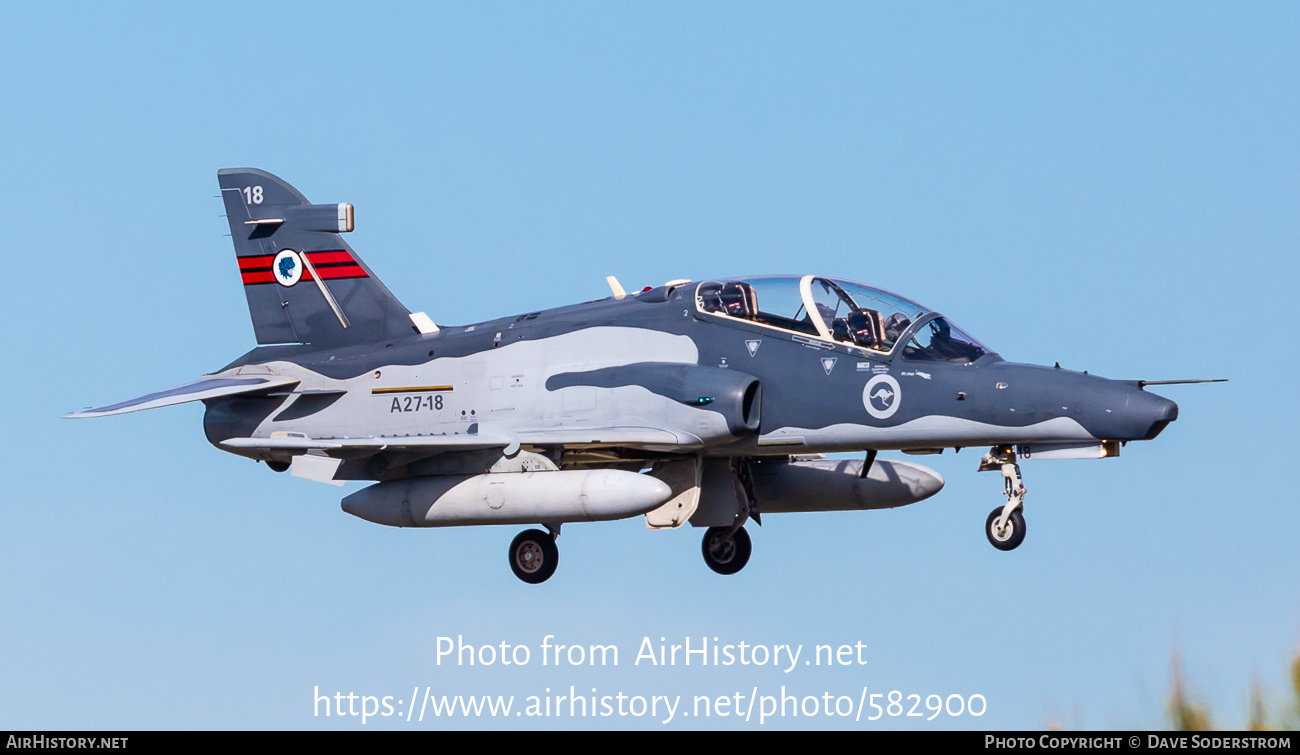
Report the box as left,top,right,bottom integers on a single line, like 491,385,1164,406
752,457,945,513
341,469,674,528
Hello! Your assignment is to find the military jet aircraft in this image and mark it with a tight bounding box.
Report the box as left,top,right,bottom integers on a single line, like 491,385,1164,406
67,168,1216,584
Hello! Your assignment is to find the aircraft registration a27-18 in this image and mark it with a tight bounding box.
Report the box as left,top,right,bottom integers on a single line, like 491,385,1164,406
67,168,1222,584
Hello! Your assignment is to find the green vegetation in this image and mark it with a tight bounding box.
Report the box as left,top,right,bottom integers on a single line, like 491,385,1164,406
1168,650,1300,731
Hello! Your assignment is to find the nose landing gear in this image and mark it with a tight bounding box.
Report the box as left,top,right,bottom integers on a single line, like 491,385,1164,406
985,505,1026,550
979,446,1027,551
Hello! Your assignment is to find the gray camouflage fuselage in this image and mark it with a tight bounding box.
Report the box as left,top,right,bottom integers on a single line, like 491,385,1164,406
69,167,1196,581
202,281,1177,478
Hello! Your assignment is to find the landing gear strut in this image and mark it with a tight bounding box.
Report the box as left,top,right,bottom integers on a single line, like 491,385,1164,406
509,528,559,584
700,458,759,575
978,446,1027,551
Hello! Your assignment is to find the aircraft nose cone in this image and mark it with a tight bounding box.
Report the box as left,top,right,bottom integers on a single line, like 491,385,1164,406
1143,395,1178,440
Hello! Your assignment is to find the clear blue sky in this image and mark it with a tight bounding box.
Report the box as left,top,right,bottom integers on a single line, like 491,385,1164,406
1,1,1296,730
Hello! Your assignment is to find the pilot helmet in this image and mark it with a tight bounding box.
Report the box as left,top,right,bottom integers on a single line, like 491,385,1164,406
883,313,911,342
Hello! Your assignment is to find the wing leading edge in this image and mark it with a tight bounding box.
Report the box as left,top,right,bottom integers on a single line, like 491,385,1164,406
218,425,700,457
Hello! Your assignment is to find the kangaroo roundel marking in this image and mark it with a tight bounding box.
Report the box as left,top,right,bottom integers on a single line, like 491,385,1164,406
272,249,304,287
863,374,901,419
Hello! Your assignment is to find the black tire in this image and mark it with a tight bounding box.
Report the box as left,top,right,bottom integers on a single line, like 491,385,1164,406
509,529,559,584
702,526,752,575
266,460,290,473
986,507,1026,551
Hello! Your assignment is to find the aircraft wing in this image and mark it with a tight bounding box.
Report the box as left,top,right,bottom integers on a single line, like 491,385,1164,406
515,427,701,448
220,431,518,455
64,375,301,418
220,426,700,457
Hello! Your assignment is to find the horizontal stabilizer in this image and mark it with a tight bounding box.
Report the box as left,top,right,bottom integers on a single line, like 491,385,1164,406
65,375,300,418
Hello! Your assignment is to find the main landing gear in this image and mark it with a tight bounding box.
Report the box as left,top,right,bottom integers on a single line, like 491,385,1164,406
509,457,764,583
978,446,1027,551
508,527,560,584
700,457,759,575
702,526,751,574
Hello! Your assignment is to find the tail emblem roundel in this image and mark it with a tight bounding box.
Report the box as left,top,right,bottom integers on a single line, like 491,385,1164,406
863,374,901,419
272,249,304,287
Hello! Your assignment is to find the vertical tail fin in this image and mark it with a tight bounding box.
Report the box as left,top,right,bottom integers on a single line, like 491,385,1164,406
218,168,413,348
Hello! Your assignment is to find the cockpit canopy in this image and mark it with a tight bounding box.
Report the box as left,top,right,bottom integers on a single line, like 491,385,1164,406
696,275,990,362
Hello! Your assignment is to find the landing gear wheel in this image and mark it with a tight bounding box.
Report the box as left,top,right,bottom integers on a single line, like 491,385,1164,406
986,507,1026,551
509,529,559,584
702,526,752,575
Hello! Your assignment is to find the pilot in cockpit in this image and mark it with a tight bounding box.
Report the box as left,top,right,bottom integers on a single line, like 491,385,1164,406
883,313,911,344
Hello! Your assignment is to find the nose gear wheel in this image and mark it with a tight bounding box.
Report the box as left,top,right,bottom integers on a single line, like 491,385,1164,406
978,446,1028,551
985,506,1026,550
